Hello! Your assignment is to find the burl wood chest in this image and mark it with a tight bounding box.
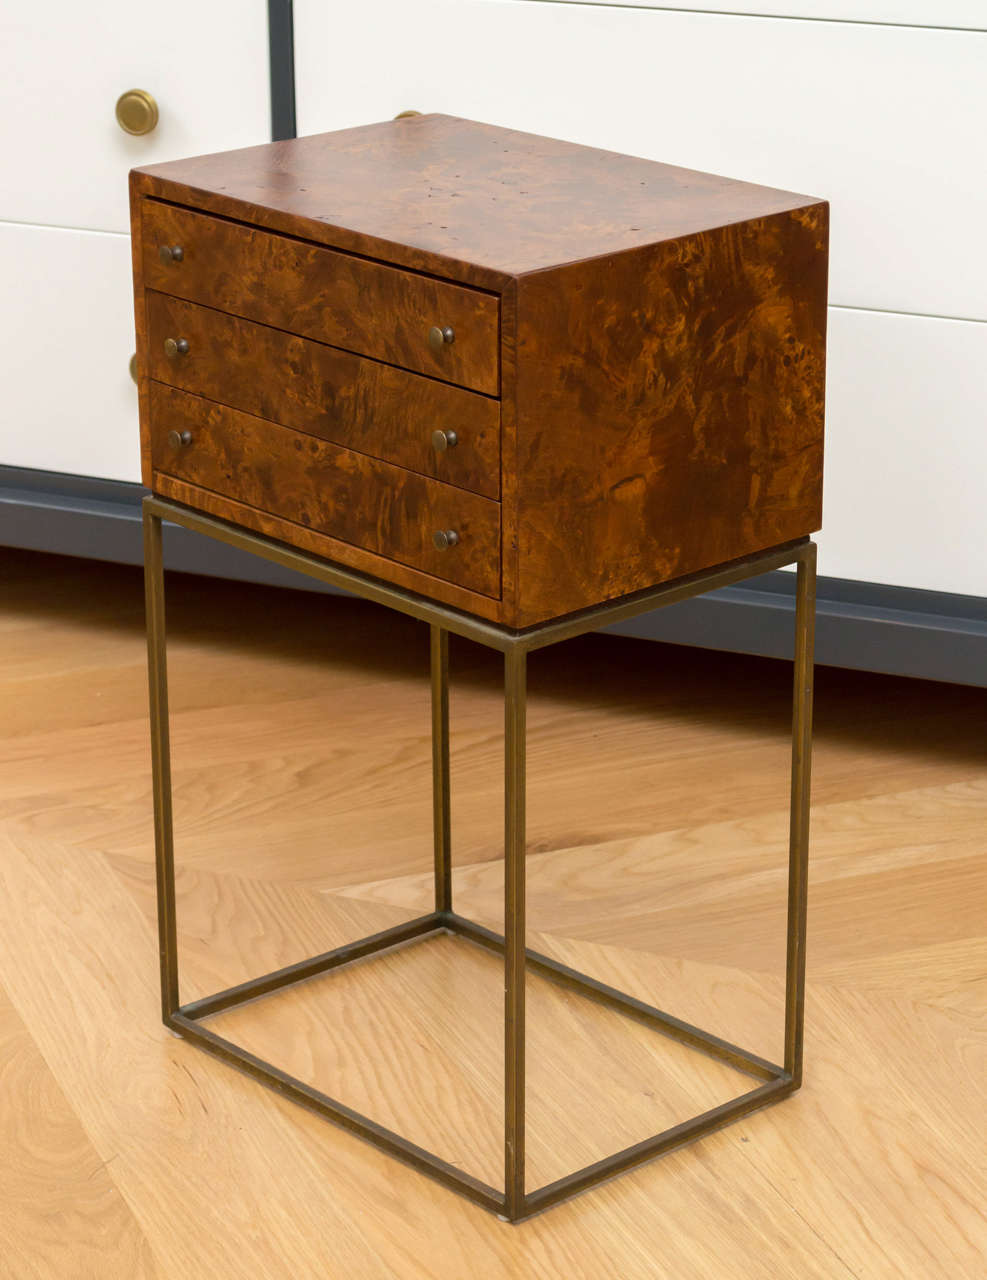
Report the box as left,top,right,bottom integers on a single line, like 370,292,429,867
129,113,827,628
133,115,824,1220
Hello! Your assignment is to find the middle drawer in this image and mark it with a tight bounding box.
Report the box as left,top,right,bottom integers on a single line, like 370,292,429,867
146,291,501,499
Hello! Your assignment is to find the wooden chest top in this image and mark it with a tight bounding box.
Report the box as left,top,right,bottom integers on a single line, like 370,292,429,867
130,114,828,627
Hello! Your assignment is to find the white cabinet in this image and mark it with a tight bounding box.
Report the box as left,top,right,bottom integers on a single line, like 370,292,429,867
296,0,987,597
0,2,270,481
821,309,987,597
3,1,983,600
0,1,270,234
0,224,141,482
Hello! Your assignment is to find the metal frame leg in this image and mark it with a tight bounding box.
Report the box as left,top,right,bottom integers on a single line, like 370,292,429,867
143,507,179,1020
141,495,816,1224
784,542,816,1084
503,646,527,1217
430,626,452,914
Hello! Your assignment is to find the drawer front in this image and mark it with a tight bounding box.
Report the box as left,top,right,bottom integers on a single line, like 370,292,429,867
0,222,140,481
820,306,987,597
141,201,500,393
0,2,269,234
149,382,501,596
145,292,500,498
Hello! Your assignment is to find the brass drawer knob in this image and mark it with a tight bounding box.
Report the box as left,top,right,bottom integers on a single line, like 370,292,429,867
129,353,138,385
115,88,159,136
167,429,192,450
431,429,458,453
432,529,459,550
163,337,190,358
158,244,184,264
428,325,455,351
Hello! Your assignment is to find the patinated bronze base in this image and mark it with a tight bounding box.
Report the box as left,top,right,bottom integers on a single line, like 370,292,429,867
143,494,815,1222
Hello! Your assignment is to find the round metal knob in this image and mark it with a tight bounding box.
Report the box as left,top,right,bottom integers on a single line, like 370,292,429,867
394,110,422,119
157,244,184,264
432,529,459,551
167,429,192,450
163,337,189,359
428,325,455,351
115,89,159,136
129,354,138,385
431,429,458,453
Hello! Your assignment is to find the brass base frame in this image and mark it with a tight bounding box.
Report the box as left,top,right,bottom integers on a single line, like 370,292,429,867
143,495,816,1223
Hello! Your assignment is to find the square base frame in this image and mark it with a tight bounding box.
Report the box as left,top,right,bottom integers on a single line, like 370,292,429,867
143,495,815,1222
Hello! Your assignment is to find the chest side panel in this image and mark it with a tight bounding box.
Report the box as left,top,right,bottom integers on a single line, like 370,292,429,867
514,204,828,626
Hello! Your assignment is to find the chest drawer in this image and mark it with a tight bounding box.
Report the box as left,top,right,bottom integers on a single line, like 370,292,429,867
141,201,500,394
148,382,501,596
145,292,500,499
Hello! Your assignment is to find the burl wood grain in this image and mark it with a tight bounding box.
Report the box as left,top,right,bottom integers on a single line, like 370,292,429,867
149,383,501,598
130,115,829,626
509,205,828,626
153,476,505,620
141,200,500,395
146,292,500,499
132,115,825,287
128,189,152,486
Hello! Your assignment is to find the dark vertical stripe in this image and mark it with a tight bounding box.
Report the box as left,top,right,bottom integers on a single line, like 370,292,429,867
268,0,297,141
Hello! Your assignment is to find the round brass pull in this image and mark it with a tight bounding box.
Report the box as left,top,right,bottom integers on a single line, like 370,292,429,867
432,529,459,551
431,429,458,453
158,244,184,264
115,89,159,136
129,354,138,385
167,429,192,450
163,337,189,359
394,110,422,119
428,325,455,352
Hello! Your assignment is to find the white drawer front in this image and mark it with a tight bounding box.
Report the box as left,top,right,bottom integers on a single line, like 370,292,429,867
0,224,141,482
296,0,987,321
0,1,269,234
531,2,986,30
820,308,987,597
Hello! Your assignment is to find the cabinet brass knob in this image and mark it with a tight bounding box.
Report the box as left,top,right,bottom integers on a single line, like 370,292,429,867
428,325,455,351
158,244,184,264
129,354,138,385
115,89,159,136
431,429,458,453
432,529,459,550
394,110,422,119
163,337,189,358
167,429,192,450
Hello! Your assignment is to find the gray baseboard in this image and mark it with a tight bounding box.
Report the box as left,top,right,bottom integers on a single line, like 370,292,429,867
2,465,985,687
0,466,307,592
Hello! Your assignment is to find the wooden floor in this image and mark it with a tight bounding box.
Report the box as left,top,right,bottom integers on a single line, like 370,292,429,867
0,547,984,1279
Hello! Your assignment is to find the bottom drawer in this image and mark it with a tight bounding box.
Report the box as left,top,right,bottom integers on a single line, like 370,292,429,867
148,382,501,597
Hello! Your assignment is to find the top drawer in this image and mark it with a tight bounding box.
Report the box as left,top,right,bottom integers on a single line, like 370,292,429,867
141,200,500,394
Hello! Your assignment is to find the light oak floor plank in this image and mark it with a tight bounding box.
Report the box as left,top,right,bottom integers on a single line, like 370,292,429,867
0,986,158,1280
1,547,985,1277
